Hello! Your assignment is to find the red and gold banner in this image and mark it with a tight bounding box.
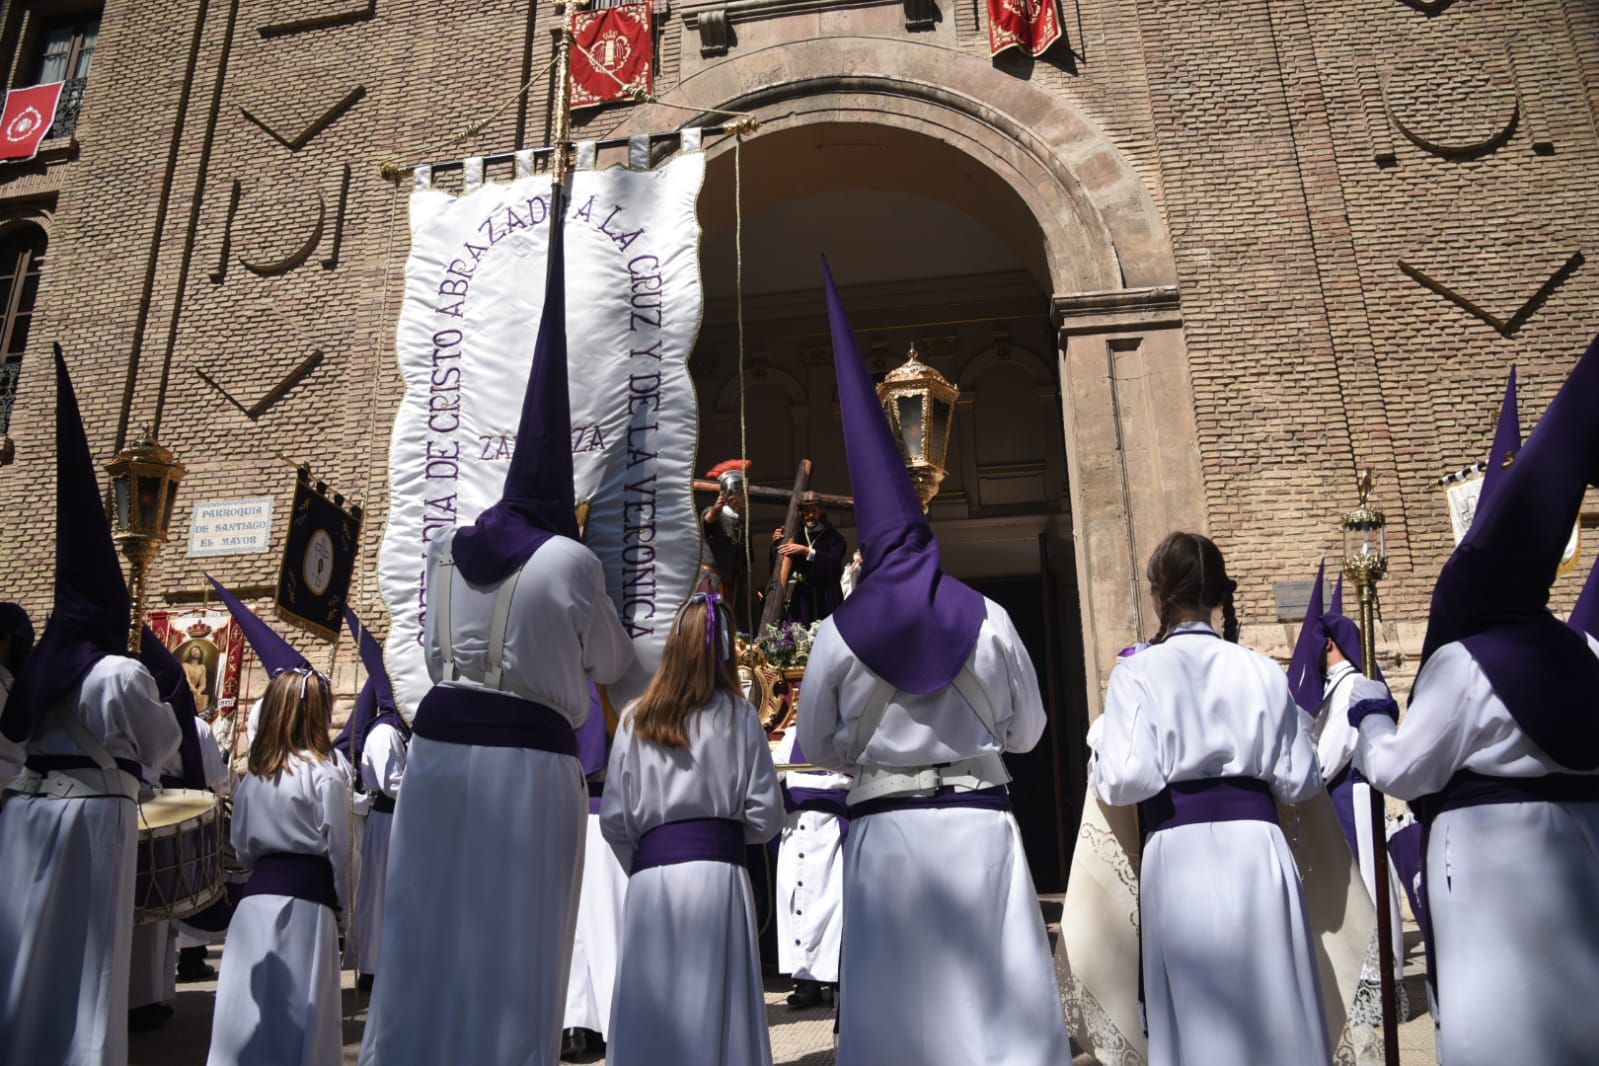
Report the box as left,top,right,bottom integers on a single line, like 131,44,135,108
988,0,1062,58
571,2,654,111
0,82,62,162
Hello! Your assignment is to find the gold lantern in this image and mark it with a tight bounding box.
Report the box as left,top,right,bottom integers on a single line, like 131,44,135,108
877,343,959,512
104,424,186,652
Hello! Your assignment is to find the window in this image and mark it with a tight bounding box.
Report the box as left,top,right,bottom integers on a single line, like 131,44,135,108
27,10,99,142
35,14,98,83
0,225,47,437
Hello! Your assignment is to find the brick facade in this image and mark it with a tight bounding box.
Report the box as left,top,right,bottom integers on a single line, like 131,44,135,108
0,0,1594,708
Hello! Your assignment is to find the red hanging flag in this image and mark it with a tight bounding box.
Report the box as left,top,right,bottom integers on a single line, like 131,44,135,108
571,2,654,112
0,83,63,162
987,0,1062,58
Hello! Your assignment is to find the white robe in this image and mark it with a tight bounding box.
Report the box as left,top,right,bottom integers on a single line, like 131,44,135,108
563,794,628,1037
206,752,355,1066
1310,661,1403,988
346,721,406,976
1353,637,1599,1066
798,599,1073,1066
360,532,635,1066
601,693,784,1066
1090,622,1329,1066
772,729,849,984
0,655,182,1066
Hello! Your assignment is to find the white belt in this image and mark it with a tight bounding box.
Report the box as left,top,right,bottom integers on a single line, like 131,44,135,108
847,752,1010,806
4,765,140,802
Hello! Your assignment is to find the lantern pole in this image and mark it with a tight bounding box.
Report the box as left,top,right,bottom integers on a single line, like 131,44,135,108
1342,469,1400,1065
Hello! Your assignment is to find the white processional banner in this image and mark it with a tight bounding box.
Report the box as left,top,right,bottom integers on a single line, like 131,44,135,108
379,152,706,715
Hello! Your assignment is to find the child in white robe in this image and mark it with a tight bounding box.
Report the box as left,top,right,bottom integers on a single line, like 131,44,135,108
601,594,784,1066
1091,532,1328,1066
206,668,355,1066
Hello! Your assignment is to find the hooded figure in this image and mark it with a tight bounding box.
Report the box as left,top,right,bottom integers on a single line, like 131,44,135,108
207,575,324,752
1571,557,1599,641
338,609,408,986
1287,561,1404,1008
1351,341,1599,1065
0,346,181,1066
359,181,635,1066
796,260,1071,1066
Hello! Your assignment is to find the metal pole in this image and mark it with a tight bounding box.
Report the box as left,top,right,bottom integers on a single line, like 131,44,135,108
1358,576,1402,1065
549,0,576,190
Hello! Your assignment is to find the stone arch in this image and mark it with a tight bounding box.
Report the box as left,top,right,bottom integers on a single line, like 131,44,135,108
611,37,1175,294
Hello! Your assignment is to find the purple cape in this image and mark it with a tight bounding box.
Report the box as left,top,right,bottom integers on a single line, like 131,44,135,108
821,259,985,695
4,347,134,743
451,181,578,585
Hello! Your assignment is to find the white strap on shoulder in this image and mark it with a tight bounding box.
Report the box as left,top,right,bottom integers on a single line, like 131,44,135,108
437,542,458,682
852,674,898,751
950,664,1002,742
484,564,526,691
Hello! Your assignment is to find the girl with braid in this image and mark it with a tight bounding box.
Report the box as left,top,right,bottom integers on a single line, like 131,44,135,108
1089,532,1329,1065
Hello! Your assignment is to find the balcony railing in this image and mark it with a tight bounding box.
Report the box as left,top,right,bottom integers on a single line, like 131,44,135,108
0,359,21,436
49,77,87,142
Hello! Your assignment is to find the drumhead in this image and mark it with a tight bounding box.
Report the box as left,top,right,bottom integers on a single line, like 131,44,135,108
138,788,221,832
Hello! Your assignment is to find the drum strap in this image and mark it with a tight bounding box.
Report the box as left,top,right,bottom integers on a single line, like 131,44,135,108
436,539,524,692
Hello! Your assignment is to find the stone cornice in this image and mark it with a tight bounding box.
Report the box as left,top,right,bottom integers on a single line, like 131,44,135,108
1052,285,1182,336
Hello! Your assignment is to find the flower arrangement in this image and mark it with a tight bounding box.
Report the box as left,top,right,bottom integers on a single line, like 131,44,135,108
756,620,821,670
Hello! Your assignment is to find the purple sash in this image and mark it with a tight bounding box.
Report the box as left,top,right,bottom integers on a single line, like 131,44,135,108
1325,765,1365,855
370,794,396,816
784,785,849,818
587,779,605,815
239,852,339,912
631,817,745,875
412,684,577,757
847,783,1011,820
1138,777,1277,836
1412,769,1599,1007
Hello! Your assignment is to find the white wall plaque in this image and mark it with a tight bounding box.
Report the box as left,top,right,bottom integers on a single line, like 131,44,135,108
187,497,275,557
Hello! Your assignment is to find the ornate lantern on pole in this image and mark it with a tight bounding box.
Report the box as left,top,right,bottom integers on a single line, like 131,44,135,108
104,424,186,653
1341,468,1399,1065
877,343,959,512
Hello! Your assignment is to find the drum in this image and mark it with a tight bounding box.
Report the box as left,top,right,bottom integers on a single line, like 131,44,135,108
134,788,226,926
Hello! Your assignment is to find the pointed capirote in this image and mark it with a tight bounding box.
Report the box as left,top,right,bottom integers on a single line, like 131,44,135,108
451,179,579,585
3,345,134,742
207,575,313,679
820,257,985,695
1422,336,1599,770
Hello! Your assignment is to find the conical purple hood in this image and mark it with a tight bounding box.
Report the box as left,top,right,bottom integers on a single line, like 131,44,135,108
822,259,985,694
137,625,207,789
452,182,578,585
1422,335,1599,770
3,346,134,743
207,575,312,678
1330,573,1344,617
1477,367,1520,510
334,608,406,766
1572,560,1599,641
345,609,395,712
1286,560,1328,714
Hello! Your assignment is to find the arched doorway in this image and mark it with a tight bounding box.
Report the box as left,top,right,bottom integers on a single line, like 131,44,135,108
691,122,1081,891
613,41,1209,885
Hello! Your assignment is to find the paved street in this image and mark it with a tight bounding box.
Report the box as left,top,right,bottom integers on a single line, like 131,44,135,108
131,923,1438,1065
